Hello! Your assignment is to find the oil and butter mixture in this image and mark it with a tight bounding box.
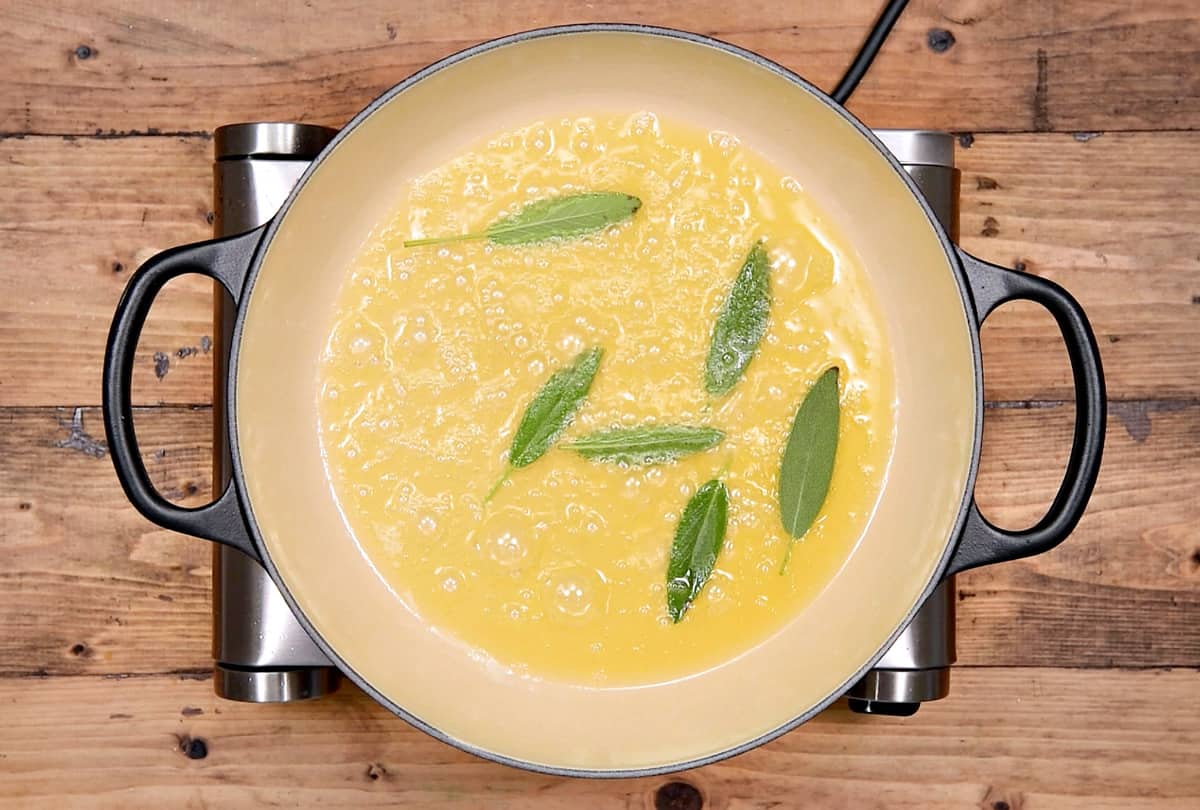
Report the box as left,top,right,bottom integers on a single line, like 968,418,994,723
318,112,896,686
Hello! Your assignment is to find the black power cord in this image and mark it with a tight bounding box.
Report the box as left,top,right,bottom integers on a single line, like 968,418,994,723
830,0,910,105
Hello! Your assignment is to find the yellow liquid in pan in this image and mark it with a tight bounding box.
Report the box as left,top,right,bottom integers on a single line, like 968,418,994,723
318,113,896,686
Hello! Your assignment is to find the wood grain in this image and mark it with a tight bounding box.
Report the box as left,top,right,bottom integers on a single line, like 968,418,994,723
0,406,213,677
967,399,1200,668
0,135,213,407
961,133,1200,404
1,402,1194,677
0,668,1197,809
1,1,1198,135
2,132,1196,406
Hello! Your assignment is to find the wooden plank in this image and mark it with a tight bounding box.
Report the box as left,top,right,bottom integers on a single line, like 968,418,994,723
0,668,1196,808
0,406,214,677
1,1,1198,135
0,135,214,407
961,133,1200,404
2,131,1196,406
1,402,1195,677
964,399,1200,667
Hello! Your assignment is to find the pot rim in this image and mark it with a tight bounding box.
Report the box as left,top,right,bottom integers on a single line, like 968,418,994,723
226,22,983,777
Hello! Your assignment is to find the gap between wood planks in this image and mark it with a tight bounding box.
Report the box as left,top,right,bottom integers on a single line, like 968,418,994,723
0,130,213,140
0,668,213,681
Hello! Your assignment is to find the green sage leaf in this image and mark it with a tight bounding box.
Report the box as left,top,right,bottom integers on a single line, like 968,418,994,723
566,425,725,465
404,191,641,248
704,241,771,396
666,479,729,623
777,367,840,572
485,347,603,502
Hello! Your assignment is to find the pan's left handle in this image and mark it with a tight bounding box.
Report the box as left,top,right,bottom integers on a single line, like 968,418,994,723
102,226,266,560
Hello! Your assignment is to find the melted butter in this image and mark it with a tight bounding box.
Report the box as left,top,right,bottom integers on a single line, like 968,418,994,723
318,112,896,686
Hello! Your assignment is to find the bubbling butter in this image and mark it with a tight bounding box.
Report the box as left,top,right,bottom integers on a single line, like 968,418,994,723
318,112,895,686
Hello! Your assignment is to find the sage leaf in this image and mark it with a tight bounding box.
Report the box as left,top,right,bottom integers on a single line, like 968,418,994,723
485,346,603,502
704,241,771,396
404,192,641,248
667,479,729,623
566,425,725,465
777,367,840,573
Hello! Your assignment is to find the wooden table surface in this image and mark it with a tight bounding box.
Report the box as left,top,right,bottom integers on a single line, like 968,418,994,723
1,1,1197,807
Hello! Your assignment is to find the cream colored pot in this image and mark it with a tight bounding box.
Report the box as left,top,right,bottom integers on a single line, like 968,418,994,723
104,26,1105,776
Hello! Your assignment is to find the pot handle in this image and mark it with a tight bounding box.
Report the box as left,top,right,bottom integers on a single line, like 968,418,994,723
945,248,1106,575
102,226,266,560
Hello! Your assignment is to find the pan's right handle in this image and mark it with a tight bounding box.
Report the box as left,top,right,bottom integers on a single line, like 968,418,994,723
102,226,266,560
945,248,1106,575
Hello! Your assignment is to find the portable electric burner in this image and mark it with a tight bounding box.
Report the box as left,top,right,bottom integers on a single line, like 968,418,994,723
210,122,959,714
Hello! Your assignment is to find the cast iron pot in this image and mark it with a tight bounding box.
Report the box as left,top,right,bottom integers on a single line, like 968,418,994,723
103,25,1105,776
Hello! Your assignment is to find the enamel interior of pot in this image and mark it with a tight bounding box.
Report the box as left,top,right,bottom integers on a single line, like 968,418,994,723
233,30,977,772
